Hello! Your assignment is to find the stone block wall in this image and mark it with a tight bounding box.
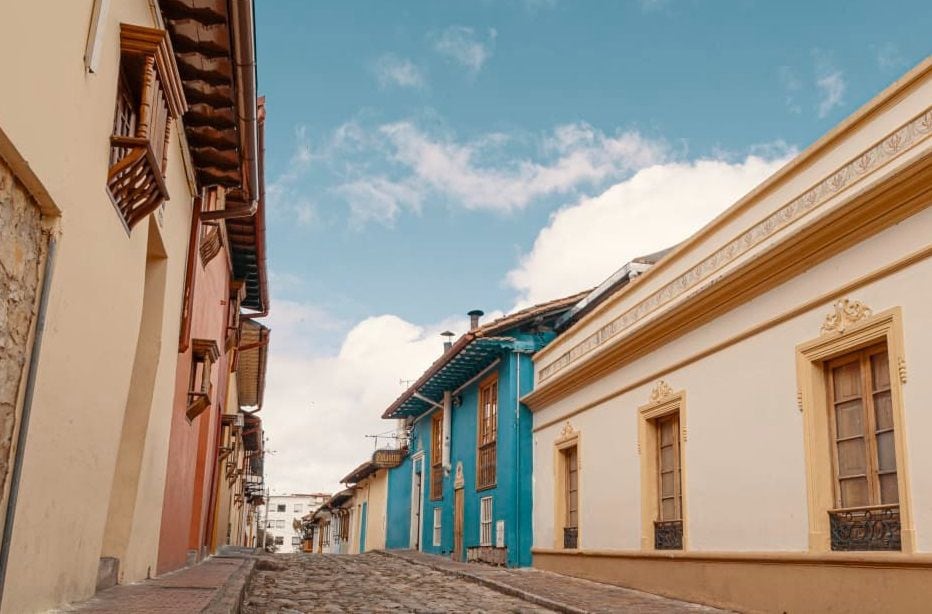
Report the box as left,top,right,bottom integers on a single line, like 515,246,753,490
0,155,45,498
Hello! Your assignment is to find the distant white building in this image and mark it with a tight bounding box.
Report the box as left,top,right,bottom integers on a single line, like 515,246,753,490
263,493,329,553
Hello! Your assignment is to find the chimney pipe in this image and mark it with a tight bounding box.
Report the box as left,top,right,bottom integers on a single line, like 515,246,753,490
441,331,455,353
467,310,484,331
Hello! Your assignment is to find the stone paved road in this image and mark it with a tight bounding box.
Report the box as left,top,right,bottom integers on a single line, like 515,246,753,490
243,552,552,613
242,552,725,613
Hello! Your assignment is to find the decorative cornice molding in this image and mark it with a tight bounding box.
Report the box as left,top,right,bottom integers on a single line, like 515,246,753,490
538,107,932,385
820,299,873,335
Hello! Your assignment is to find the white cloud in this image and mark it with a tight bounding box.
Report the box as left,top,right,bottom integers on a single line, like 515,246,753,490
874,42,905,72
816,71,845,118
777,66,803,115
334,176,424,228
267,126,319,227
506,152,794,307
260,307,467,494
330,121,666,224
373,54,426,89
813,50,845,118
431,26,497,74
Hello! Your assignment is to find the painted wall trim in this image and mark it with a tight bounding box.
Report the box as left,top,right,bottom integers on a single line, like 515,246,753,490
531,547,932,568
532,242,932,433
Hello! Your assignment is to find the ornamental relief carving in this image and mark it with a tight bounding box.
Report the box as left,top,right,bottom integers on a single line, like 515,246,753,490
821,299,873,335
538,107,932,384
559,420,576,439
649,380,674,403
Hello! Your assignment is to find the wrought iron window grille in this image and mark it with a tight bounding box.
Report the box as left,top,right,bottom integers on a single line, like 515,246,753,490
563,526,578,549
829,505,901,551
654,520,683,550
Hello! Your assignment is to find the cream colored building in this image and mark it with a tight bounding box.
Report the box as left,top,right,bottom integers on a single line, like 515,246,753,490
0,1,262,611
341,448,404,554
527,58,932,613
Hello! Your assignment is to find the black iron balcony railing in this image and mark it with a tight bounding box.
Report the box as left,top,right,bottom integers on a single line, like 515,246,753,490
654,520,683,550
829,504,900,551
563,526,578,549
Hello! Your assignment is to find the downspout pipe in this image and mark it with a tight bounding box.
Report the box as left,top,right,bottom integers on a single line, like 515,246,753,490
0,236,57,607
442,391,452,473
201,0,258,221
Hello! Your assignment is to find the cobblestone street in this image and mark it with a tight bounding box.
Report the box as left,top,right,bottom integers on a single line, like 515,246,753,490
243,552,725,613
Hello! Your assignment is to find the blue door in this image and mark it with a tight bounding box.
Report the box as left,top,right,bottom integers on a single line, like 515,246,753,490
359,502,368,552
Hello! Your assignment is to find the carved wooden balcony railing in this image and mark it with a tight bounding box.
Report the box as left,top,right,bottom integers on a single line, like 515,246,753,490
829,504,901,551
108,25,186,231
654,520,683,550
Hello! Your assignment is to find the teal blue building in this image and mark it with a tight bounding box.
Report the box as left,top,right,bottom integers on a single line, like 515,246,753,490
382,294,584,567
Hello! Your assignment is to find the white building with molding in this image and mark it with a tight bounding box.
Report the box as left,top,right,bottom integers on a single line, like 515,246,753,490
262,493,329,553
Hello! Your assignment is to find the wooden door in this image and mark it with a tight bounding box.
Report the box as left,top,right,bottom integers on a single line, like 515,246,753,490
453,489,464,561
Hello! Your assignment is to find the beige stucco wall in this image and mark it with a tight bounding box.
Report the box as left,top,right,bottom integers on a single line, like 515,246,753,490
533,176,932,555
365,470,388,551
0,1,195,611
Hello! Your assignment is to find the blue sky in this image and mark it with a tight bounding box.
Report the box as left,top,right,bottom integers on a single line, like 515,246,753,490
255,0,930,493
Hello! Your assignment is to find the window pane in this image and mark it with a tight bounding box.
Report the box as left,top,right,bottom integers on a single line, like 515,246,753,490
870,352,890,391
836,438,867,477
832,362,862,400
879,473,899,504
834,400,864,439
873,391,894,431
660,420,674,446
876,431,897,473
660,444,675,471
660,471,673,497
661,471,675,498
661,498,675,521
839,476,869,508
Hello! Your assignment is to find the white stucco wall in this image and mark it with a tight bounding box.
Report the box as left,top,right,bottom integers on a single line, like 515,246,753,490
533,187,932,554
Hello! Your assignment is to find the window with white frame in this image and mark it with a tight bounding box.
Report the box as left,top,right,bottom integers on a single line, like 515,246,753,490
294,504,303,513
480,497,493,546
276,519,286,529
433,507,442,547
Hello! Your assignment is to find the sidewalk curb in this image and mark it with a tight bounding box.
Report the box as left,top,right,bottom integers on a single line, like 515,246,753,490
374,550,588,614
203,556,257,614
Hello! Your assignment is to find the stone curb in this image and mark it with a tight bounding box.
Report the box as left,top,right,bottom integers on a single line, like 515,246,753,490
374,550,588,614
203,556,257,614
